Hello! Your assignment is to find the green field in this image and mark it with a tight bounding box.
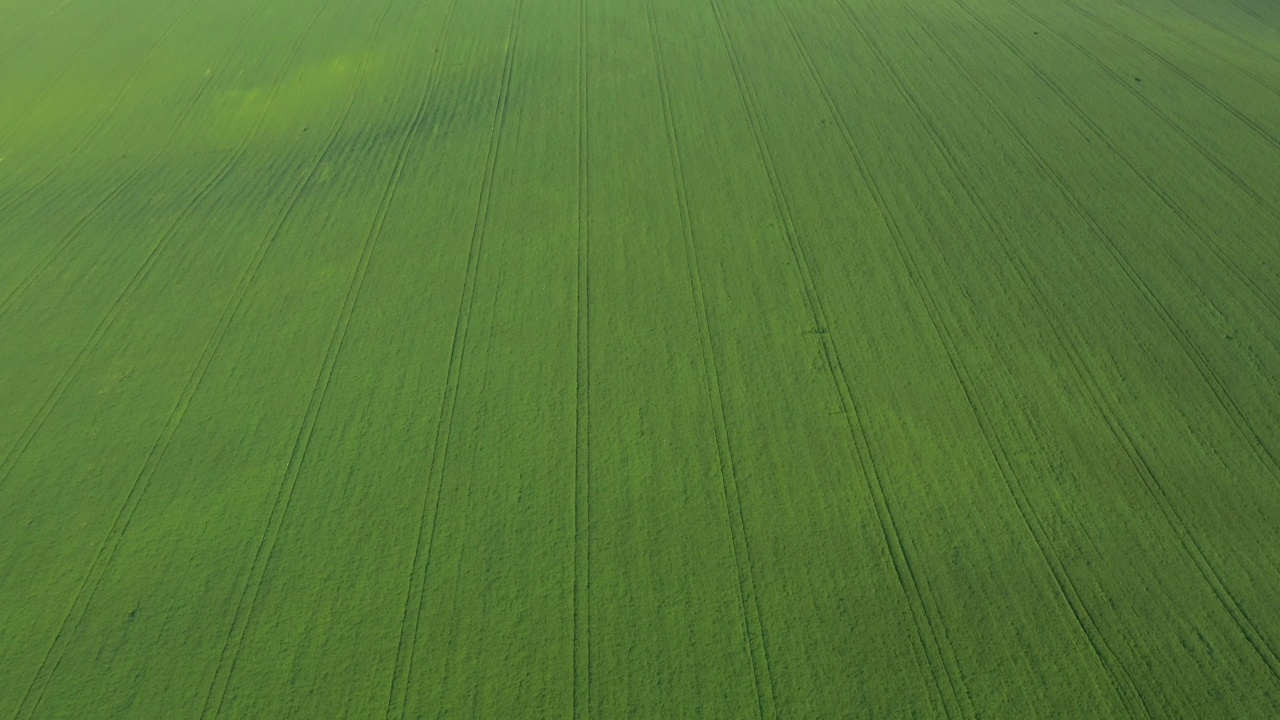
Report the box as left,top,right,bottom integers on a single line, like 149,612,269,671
2,0,1279,715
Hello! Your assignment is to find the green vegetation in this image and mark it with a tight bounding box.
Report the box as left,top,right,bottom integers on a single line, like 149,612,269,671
2,0,1278,715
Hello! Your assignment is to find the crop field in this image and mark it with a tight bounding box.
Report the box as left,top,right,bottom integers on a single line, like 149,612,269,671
1,0,1279,716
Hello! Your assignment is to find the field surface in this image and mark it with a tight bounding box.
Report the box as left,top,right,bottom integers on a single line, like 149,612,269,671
2,0,1279,716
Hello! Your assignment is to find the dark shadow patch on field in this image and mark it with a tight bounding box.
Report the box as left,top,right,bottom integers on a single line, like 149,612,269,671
0,61,515,241
323,60,507,164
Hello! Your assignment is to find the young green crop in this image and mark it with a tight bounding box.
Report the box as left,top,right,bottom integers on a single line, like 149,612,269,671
1,0,1278,716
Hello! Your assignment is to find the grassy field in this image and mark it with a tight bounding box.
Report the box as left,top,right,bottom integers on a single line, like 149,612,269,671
1,0,1279,716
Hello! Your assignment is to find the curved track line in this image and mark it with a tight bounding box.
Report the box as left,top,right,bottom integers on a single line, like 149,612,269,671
9,8,388,718
1162,0,1280,67
382,3,522,718
0,0,205,221
995,2,1280,371
648,2,777,717
950,0,1280,683
719,0,995,714
0,0,242,321
966,0,1280,461
0,0,326,496
1220,0,1280,34
0,0,90,68
828,3,1163,714
1112,0,1280,98
197,3,487,718
573,0,592,715
1007,0,1280,256
997,5,1280,354
1060,0,1280,153
8,3,341,719
0,0,146,151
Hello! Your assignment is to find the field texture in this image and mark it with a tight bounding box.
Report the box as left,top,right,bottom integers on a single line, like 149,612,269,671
2,0,1279,715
